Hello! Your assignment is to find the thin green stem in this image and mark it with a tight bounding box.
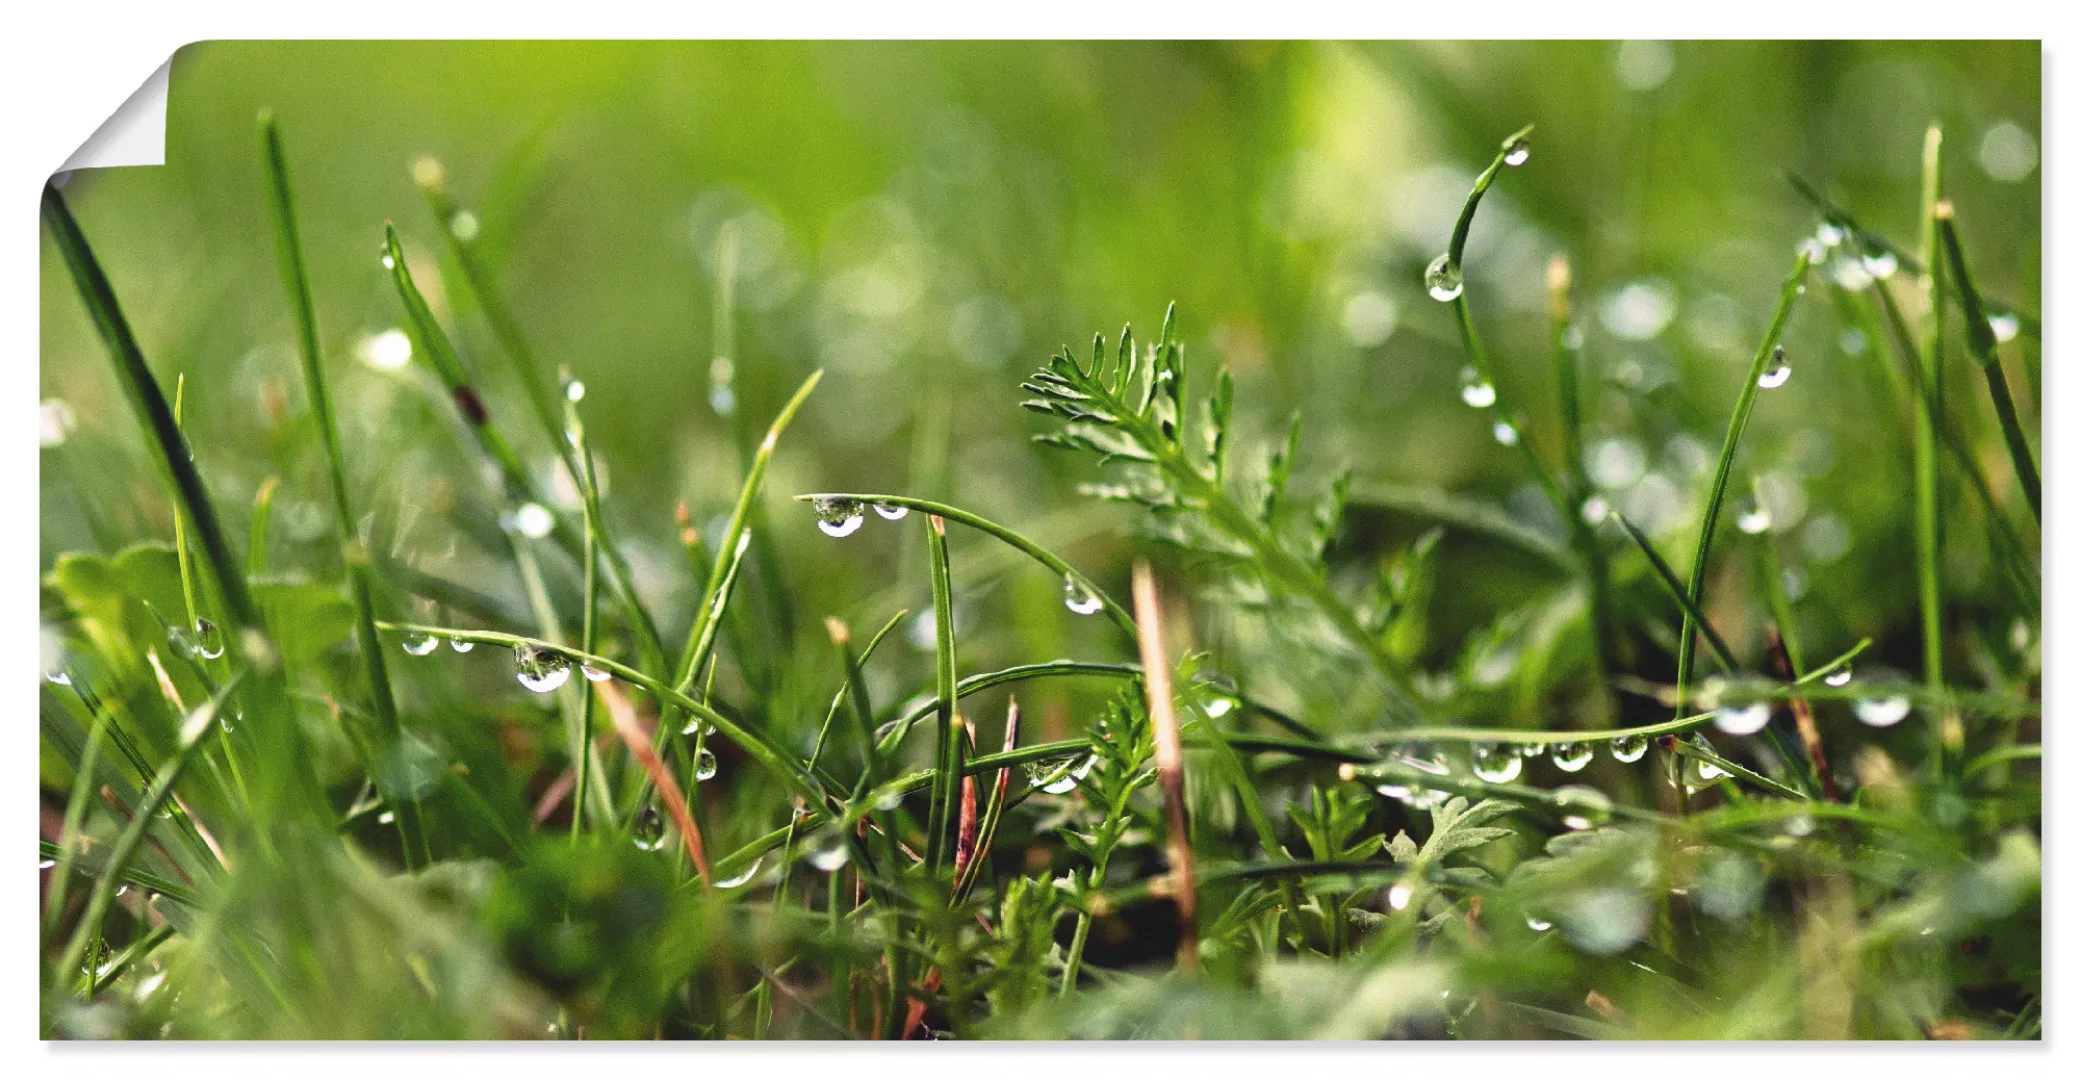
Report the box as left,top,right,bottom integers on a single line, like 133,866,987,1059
1915,125,1949,774
1610,511,1739,672
925,516,963,875
1936,209,2039,522
1675,249,1812,709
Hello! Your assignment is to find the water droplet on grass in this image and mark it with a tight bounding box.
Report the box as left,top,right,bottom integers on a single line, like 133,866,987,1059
449,638,474,653
872,502,910,520
1609,736,1649,764
1518,742,1546,759
563,379,585,403
1472,743,1523,783
580,664,612,683
1580,496,1609,525
693,748,719,781
1063,577,1104,615
193,618,224,659
1862,250,1899,279
1502,134,1531,167
1736,504,1772,534
1202,694,1236,718
1526,915,1552,932
1388,882,1414,910
1988,311,2021,343
1713,703,1771,736
514,645,571,693
401,632,439,656
810,839,850,872
1551,742,1594,772
812,497,865,537
717,857,762,888
1492,420,1520,447
449,210,480,242
1824,666,1852,687
510,502,554,539
380,250,396,270
377,810,396,825
46,670,72,687
1757,346,1791,389
632,804,667,851
1814,222,1846,247
1854,696,1910,728
1458,367,1497,408
1425,255,1463,302
1032,755,1095,795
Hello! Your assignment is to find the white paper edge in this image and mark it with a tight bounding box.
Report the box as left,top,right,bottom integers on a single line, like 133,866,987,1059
56,56,171,174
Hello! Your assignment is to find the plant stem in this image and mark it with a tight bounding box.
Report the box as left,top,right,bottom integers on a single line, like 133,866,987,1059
1935,206,2040,522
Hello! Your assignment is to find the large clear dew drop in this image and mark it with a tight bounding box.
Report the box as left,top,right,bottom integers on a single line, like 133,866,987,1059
1425,255,1464,303
1854,696,1911,728
1063,576,1104,616
1471,743,1523,783
1550,741,1594,773
812,496,865,538
1712,703,1772,736
514,644,572,693
1757,346,1791,389
1608,735,1650,764
872,502,910,521
1458,367,1497,408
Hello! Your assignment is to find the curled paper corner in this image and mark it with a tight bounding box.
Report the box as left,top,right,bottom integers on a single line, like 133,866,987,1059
54,56,172,179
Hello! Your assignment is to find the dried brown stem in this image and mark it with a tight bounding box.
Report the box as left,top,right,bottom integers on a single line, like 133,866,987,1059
1131,560,1199,975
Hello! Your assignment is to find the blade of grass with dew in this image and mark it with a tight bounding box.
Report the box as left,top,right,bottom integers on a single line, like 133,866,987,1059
413,163,668,674
43,704,109,942
1935,203,2039,522
1433,126,1570,518
796,492,1135,638
1674,248,1812,710
1786,170,2041,342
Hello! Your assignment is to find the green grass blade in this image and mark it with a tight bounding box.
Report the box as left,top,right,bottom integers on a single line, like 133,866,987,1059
925,515,964,875
1674,247,1812,708
1914,125,1950,774
1936,206,2040,522
1609,512,1738,673
260,114,405,746
42,186,257,629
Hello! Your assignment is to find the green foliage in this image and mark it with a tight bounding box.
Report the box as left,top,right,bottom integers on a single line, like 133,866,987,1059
38,42,2039,1042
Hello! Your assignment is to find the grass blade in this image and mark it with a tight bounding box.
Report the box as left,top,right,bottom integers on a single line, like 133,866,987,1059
1609,511,1738,673
1935,203,2040,522
925,515,964,875
1913,125,1952,774
1674,247,1812,708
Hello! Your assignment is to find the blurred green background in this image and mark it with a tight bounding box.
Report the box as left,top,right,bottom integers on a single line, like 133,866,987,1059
41,39,2040,739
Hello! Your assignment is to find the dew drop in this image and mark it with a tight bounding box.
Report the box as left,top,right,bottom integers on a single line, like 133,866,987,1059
1551,742,1594,773
1815,222,1846,248
717,857,763,889
1492,420,1520,447
811,497,865,538
401,632,439,657
1030,755,1095,795
1736,504,1773,535
1712,703,1771,736
380,251,396,271
45,670,72,687
580,664,612,683
1518,742,1546,759
872,502,910,521
1502,134,1531,167
1988,311,2021,343
810,838,851,872
514,644,572,693
680,718,713,738
563,379,586,403
1526,915,1552,932
1580,496,1610,525
1824,666,1852,688
1854,696,1911,728
1388,882,1414,910
693,748,719,782
449,210,480,243
1471,743,1523,783
1861,250,1899,280
1063,576,1104,616
449,638,475,654
508,502,554,540
709,386,737,416
1425,255,1464,302
1757,346,1791,389
1203,694,1236,719
377,810,396,825
1609,735,1649,764
39,857,56,870
193,618,225,660
1458,367,1497,408
632,804,667,851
